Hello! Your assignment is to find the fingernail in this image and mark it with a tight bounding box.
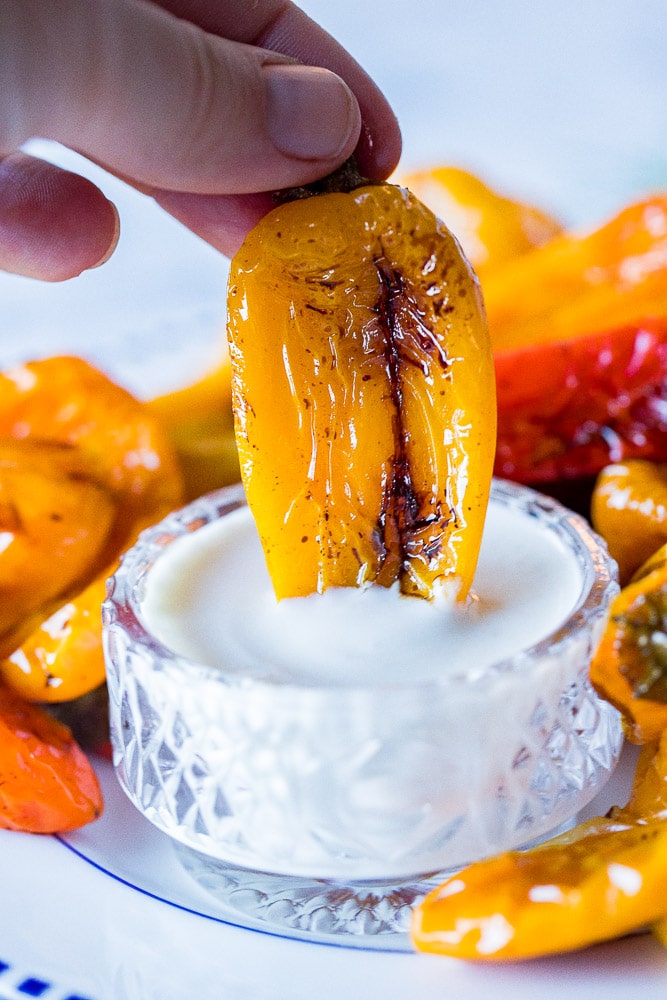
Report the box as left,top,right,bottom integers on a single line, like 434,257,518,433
263,64,361,161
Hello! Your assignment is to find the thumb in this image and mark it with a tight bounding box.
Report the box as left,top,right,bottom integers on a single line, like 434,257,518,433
5,0,362,195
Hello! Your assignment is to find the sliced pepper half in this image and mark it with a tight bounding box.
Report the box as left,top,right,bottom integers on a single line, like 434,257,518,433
228,180,496,601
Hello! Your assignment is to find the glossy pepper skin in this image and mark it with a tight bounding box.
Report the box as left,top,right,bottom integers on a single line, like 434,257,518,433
0,439,116,655
494,318,667,483
590,542,667,743
1,577,108,704
411,730,667,961
0,356,183,701
0,684,103,833
592,460,667,585
228,182,496,601
484,196,667,351
487,196,667,484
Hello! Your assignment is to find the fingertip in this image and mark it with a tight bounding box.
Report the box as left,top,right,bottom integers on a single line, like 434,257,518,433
355,113,402,182
0,153,120,281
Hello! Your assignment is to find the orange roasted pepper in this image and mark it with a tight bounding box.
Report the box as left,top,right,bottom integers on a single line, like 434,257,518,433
591,460,667,585
484,196,667,351
0,355,182,544
590,542,667,743
0,439,116,655
488,196,667,484
400,165,562,275
0,355,182,702
0,684,103,832
1,577,108,704
228,175,496,601
411,731,667,960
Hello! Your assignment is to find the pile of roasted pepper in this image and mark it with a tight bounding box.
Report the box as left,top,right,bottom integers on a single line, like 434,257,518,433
1,162,667,963
402,167,667,958
0,355,183,831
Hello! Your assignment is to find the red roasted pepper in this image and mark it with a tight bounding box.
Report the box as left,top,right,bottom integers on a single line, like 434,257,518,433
494,318,667,483
487,195,667,484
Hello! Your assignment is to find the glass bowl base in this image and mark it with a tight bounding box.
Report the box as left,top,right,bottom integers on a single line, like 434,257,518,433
172,816,578,941
172,841,444,938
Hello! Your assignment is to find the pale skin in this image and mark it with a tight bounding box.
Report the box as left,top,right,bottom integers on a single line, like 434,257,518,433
0,0,401,281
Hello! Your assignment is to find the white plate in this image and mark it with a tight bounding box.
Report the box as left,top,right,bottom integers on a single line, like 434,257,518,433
1,750,666,1000
1,2,667,996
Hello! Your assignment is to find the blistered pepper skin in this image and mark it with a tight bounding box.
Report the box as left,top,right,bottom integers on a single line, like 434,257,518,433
0,684,103,833
494,319,667,483
411,732,667,960
228,183,496,601
487,196,667,484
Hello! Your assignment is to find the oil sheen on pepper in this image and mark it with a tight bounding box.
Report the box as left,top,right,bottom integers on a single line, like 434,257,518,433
227,183,496,601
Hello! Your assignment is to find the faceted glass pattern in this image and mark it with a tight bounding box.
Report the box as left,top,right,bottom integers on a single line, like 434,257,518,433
103,481,623,934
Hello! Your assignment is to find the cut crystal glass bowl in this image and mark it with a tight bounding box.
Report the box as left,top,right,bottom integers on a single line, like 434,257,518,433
103,480,622,938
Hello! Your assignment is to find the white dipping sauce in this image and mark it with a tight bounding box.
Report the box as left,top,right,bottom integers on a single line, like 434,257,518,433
142,499,583,685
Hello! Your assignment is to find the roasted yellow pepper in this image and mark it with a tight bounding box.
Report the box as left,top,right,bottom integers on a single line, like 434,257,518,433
1,576,108,704
592,460,667,585
147,345,240,501
399,165,562,275
411,731,667,960
227,172,496,601
0,355,182,552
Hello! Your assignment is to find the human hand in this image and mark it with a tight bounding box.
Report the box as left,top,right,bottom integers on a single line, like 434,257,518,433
0,0,401,280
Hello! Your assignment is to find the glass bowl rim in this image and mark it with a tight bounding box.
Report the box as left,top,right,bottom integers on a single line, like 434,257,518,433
103,478,619,695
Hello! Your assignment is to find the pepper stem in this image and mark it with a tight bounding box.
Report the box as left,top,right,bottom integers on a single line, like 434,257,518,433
273,156,372,205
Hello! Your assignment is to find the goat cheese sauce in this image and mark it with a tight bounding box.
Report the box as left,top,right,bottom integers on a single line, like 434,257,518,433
142,498,584,685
